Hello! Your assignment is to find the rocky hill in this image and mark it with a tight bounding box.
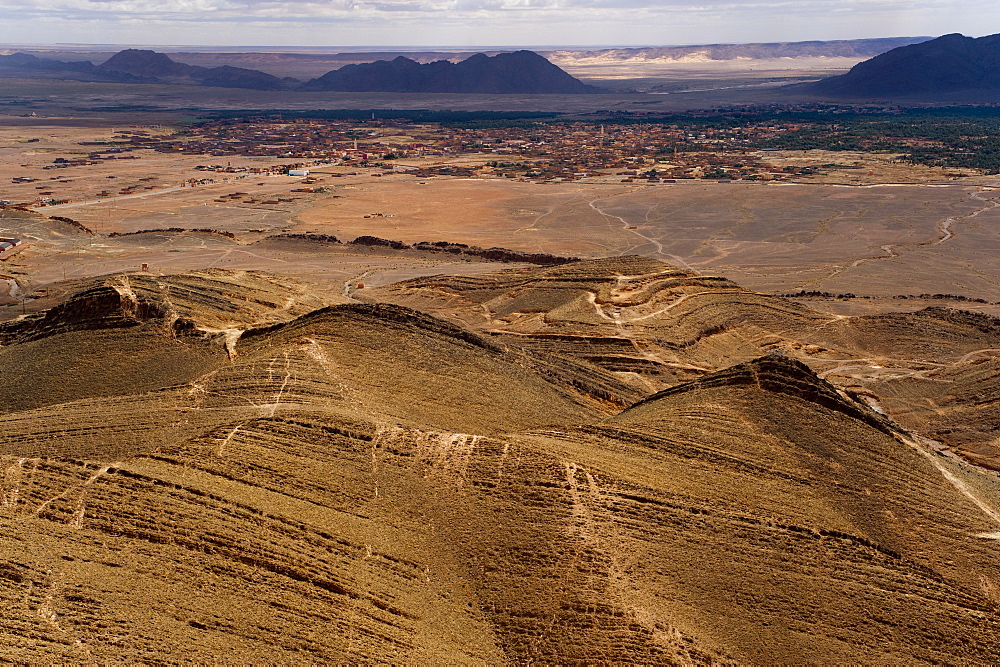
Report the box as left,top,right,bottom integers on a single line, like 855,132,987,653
3,259,1000,661
808,32,1000,98
300,50,602,94
97,49,292,90
370,256,1000,386
0,49,293,89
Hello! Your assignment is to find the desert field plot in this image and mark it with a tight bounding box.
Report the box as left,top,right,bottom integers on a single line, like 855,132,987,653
0,125,324,226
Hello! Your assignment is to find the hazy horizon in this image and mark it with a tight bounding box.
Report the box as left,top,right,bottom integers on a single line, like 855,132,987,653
0,36,938,53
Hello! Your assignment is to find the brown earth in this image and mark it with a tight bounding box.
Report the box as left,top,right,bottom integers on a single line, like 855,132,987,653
292,177,1000,312
3,258,1000,661
5,123,1000,319
4,120,1000,660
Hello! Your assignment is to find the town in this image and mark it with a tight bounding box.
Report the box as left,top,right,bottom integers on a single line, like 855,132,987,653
0,114,880,209
7,103,992,212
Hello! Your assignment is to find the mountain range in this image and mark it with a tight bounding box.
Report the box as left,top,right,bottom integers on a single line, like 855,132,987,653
808,32,1000,99
0,48,599,94
0,49,292,90
299,51,601,93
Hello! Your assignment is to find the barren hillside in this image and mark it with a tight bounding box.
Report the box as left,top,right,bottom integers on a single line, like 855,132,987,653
2,259,1000,662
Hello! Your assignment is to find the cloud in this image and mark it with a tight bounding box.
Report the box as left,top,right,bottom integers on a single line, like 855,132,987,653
0,0,990,45
0,0,935,20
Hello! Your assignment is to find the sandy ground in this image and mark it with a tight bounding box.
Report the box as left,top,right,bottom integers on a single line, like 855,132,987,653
0,124,330,218
6,167,1000,319
291,176,1000,308
4,121,1000,322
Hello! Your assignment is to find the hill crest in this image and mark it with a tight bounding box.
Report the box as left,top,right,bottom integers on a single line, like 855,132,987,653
98,48,290,90
617,353,898,435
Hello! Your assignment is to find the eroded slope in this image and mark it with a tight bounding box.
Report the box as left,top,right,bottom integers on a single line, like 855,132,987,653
872,355,1000,470
0,269,337,412
3,263,1000,663
370,256,1000,393
4,353,1000,662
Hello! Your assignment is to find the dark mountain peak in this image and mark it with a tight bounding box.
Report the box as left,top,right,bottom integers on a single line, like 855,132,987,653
2,52,42,65
500,50,546,61
808,31,1000,99
93,48,292,89
99,48,193,78
0,51,124,80
195,64,289,90
301,50,602,94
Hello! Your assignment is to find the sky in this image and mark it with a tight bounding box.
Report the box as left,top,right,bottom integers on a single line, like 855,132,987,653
0,0,995,48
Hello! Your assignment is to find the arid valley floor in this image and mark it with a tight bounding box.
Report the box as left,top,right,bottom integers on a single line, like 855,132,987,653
4,87,1000,660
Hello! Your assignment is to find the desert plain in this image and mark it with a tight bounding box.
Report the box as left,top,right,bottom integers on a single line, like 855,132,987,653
3,121,999,313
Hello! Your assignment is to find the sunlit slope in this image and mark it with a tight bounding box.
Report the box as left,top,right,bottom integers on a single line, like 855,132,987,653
0,291,640,661
1,297,634,462
4,266,1000,662
521,355,1000,662
0,415,511,662
809,306,1000,363
223,302,634,433
370,255,832,385
4,354,1000,661
0,269,336,413
874,355,1000,470
372,257,1000,388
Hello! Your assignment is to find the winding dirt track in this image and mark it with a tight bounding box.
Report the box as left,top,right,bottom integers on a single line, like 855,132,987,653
587,196,694,270
814,187,1000,285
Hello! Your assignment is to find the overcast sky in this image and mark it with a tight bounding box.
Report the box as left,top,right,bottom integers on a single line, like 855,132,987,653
0,0,994,48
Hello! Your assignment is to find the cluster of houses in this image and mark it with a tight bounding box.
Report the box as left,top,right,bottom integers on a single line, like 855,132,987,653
3,115,862,210
0,237,23,255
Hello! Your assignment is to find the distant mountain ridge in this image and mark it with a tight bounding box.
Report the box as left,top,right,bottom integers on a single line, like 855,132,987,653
97,49,293,90
546,37,931,64
0,48,599,94
0,52,142,83
19,38,930,73
0,48,293,89
808,33,1000,98
300,50,602,93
